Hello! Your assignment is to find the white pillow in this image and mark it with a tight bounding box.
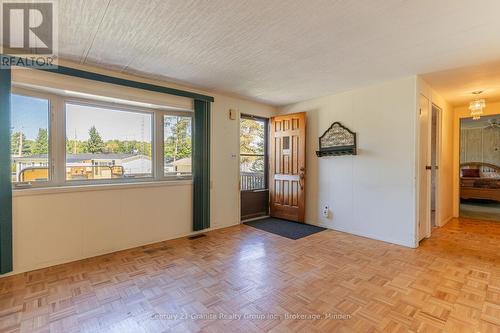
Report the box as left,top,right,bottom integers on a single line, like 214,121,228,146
481,171,500,179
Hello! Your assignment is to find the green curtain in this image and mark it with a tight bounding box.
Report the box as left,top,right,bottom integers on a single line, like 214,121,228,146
0,65,12,274
193,99,211,231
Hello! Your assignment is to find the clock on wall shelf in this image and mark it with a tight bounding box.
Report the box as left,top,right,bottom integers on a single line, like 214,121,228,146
316,122,357,157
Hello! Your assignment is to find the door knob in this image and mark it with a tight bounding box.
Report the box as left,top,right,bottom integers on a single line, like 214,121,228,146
299,172,305,190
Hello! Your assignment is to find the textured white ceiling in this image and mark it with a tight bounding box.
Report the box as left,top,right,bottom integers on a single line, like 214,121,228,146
421,60,500,107
56,0,500,106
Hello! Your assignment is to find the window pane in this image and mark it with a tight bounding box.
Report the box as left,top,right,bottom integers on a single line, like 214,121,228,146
240,155,265,190
164,115,192,176
11,94,50,183
65,103,152,181
240,118,265,155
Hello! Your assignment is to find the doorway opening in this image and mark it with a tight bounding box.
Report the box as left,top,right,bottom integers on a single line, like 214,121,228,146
430,104,441,229
418,96,442,242
459,114,500,221
240,114,269,221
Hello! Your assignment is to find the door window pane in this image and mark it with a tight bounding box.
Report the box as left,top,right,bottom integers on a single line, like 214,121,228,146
240,117,266,190
164,115,192,176
11,94,50,183
65,103,152,180
240,118,265,154
240,155,265,190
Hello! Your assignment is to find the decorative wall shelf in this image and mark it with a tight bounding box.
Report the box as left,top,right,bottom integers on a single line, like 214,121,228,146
316,122,357,157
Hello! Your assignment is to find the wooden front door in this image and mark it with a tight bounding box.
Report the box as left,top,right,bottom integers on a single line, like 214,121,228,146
270,113,306,222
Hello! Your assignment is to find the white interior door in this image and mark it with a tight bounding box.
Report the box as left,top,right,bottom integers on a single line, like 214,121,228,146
419,94,431,241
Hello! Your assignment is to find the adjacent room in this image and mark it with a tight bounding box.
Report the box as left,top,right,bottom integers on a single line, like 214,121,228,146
1,1,500,332
459,115,500,221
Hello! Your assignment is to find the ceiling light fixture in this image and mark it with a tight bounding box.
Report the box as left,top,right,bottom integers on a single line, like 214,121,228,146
469,91,485,120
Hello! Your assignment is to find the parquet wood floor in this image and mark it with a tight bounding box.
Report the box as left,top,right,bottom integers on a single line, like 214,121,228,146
1,218,500,332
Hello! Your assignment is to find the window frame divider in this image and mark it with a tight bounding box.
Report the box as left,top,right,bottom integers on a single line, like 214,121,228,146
154,111,164,181
53,94,66,187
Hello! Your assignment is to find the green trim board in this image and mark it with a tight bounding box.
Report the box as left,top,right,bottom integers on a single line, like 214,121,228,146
0,56,213,274
193,100,211,231
4,56,214,102
0,66,13,274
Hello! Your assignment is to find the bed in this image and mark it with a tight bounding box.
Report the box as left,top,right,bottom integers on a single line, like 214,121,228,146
460,162,500,202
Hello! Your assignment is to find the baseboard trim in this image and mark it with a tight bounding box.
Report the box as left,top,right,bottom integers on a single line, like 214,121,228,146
1,223,236,278
440,215,454,227
305,220,416,248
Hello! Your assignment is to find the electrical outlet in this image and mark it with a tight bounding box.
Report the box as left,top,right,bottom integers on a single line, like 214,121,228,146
322,205,329,218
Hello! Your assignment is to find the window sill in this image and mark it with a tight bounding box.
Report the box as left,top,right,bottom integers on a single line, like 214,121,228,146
12,180,193,197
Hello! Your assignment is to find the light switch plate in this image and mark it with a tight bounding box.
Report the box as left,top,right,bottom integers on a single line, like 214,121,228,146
229,109,237,120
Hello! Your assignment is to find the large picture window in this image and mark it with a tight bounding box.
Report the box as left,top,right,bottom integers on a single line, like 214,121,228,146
11,94,50,184
10,88,193,189
65,103,153,181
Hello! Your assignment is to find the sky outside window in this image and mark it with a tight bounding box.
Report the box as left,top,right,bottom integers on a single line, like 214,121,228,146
11,94,49,140
66,103,152,142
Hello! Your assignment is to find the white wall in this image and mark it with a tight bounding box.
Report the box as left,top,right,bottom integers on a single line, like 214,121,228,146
8,60,277,276
13,183,193,273
280,77,418,247
211,94,277,229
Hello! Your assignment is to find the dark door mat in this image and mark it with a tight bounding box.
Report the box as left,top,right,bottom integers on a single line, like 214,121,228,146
244,217,326,240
